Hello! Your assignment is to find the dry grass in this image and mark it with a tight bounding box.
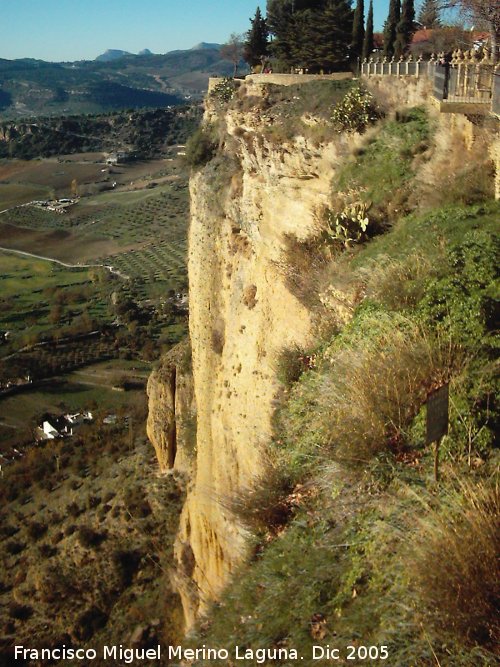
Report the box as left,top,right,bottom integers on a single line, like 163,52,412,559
226,459,296,534
281,233,328,308
320,315,465,464
359,252,435,310
411,480,500,647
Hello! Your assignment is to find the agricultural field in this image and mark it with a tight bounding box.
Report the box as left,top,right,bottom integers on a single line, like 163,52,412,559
0,150,190,448
0,251,112,348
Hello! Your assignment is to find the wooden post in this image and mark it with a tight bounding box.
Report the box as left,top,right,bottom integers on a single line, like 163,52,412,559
433,437,442,482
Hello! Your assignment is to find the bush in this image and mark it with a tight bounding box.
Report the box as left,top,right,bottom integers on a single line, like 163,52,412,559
77,526,106,549
72,606,108,641
9,603,33,621
323,201,371,252
66,501,82,518
185,127,217,168
331,87,379,133
5,541,25,555
228,462,297,533
209,78,238,105
275,345,312,387
411,482,499,647
123,486,151,518
27,521,48,541
38,543,58,558
112,549,142,586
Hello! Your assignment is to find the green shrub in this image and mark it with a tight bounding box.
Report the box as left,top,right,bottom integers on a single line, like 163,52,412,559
5,540,25,555
112,549,143,586
322,201,371,252
185,127,217,168
209,78,238,105
331,87,379,133
72,606,108,641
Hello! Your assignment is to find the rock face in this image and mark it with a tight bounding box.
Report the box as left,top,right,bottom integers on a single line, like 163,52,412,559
149,94,341,628
147,339,195,475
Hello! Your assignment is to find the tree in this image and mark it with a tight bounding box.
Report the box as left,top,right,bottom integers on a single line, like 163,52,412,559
311,0,354,70
445,0,499,62
220,33,245,76
244,7,270,67
352,0,365,60
394,0,416,56
383,0,401,57
266,0,353,71
418,0,442,27
362,0,375,58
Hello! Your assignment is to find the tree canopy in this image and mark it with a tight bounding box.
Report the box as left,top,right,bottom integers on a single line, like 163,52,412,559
417,0,441,27
383,0,401,57
394,0,416,56
362,0,375,59
352,0,365,60
266,0,353,71
244,7,270,67
445,0,499,61
220,34,245,76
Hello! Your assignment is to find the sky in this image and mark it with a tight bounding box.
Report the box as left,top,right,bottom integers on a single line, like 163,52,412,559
3,0,390,62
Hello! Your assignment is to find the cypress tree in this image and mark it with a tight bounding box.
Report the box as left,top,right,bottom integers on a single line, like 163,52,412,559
417,0,441,28
383,0,401,58
394,0,415,57
244,6,269,67
362,0,374,60
351,0,365,60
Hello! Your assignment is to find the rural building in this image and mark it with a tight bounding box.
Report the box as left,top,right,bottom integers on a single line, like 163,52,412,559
37,411,93,441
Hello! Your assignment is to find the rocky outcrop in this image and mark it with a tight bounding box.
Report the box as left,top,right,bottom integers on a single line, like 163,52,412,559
158,95,348,627
147,339,195,475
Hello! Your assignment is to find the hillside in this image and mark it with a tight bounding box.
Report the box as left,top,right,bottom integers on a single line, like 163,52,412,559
0,48,235,119
0,105,202,159
147,77,499,665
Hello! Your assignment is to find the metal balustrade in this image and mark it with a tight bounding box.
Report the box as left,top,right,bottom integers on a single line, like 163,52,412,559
361,49,499,112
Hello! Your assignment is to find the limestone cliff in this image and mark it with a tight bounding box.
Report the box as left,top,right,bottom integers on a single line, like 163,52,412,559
147,339,195,475
149,89,345,628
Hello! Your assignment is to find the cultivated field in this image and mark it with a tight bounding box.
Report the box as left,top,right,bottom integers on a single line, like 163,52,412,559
0,151,190,447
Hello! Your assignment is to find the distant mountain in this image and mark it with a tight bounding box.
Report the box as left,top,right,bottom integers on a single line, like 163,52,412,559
190,42,221,51
95,49,133,62
138,49,154,56
0,47,238,119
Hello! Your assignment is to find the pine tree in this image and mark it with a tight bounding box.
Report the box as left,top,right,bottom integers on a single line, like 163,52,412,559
351,0,365,60
394,0,415,57
383,0,401,58
310,0,354,70
362,0,374,59
417,0,441,28
244,6,270,67
266,0,353,71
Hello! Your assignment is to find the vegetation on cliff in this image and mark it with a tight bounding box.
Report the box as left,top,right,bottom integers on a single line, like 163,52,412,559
185,83,499,665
